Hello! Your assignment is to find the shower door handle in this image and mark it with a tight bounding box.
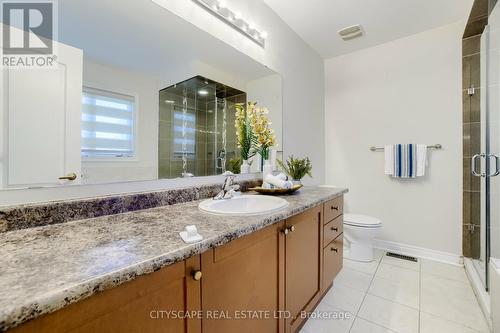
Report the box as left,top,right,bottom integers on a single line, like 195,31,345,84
488,154,500,177
471,154,486,177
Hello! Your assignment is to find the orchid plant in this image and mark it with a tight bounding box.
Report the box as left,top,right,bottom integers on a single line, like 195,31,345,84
247,103,277,161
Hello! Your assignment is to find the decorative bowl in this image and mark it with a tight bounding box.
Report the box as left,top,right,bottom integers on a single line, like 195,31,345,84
249,184,303,195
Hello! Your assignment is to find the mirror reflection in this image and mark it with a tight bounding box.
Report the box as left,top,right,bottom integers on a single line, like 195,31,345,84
0,0,283,189
159,76,246,178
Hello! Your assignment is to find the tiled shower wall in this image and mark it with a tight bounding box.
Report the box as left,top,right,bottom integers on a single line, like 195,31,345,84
462,0,489,258
158,87,244,179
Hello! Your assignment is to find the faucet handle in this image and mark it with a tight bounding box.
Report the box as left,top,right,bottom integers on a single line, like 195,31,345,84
213,171,238,200
222,171,236,186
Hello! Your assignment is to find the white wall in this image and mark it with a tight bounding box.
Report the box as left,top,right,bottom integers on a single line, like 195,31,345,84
247,74,283,149
247,74,283,173
325,22,464,256
81,59,159,184
153,0,325,185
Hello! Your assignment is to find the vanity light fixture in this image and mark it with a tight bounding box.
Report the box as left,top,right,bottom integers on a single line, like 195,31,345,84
192,0,266,47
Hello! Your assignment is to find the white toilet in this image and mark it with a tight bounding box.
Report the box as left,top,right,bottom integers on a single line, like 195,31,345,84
343,214,382,262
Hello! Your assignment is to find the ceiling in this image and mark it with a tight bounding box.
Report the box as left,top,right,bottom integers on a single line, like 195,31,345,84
58,0,273,85
263,0,473,59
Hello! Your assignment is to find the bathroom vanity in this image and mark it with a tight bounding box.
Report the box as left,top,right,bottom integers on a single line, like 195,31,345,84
0,187,345,333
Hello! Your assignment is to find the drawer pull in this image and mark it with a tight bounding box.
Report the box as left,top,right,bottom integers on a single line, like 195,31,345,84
331,206,339,211
331,247,338,253
192,270,203,281
282,226,295,235
331,227,339,232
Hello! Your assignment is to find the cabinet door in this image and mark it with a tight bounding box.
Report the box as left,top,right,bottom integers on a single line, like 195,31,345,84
201,222,285,333
12,258,201,333
285,206,323,333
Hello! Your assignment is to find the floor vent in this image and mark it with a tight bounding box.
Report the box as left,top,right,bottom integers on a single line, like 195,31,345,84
386,252,418,262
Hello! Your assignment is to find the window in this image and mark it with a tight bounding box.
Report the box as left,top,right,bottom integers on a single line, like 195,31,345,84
172,110,196,156
81,87,135,158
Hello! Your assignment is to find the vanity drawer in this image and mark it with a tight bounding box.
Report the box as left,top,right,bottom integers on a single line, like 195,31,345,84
324,196,343,224
323,215,343,247
323,236,343,289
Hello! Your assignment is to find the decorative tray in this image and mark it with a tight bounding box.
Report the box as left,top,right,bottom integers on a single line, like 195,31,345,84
249,184,303,195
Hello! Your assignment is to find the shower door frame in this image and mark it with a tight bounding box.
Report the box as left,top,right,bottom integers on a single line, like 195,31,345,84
474,23,500,292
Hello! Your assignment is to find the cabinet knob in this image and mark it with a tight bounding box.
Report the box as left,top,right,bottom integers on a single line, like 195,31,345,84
58,172,77,181
331,247,338,253
192,270,203,281
331,206,339,211
282,226,295,235
331,227,338,232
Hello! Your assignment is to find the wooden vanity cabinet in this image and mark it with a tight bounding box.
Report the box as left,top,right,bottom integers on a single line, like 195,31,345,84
200,221,285,333
322,200,344,294
11,195,344,333
200,196,343,333
284,205,323,333
12,257,202,333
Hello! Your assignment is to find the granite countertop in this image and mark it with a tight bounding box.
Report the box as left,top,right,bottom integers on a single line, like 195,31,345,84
0,186,347,331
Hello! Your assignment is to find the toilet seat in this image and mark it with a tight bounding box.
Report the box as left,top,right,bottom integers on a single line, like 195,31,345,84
344,214,382,228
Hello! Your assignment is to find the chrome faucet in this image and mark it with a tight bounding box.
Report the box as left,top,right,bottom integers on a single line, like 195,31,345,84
214,172,240,200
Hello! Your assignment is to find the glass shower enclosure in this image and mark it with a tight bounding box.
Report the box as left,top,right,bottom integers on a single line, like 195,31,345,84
472,4,500,291
158,76,246,179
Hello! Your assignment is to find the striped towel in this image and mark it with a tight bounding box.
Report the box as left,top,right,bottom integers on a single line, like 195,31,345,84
385,144,427,178
387,144,418,178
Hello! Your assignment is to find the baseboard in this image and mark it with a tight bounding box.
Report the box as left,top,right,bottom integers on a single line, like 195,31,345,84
373,239,463,266
491,259,500,333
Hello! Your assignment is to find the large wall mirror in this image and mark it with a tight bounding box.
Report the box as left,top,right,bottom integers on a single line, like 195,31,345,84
0,0,283,189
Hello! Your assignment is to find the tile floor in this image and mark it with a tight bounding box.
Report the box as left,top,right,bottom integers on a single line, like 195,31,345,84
300,250,491,333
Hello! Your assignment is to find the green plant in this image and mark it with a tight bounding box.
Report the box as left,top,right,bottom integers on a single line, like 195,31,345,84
235,103,256,160
228,157,242,174
277,156,312,181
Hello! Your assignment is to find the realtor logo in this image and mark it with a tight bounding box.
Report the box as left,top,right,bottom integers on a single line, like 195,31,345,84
2,1,56,67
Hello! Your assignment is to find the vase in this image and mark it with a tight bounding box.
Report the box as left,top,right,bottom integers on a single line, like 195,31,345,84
241,159,250,174
262,159,273,179
291,179,302,186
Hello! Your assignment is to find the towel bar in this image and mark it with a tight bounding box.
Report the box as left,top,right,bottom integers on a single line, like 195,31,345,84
369,144,442,152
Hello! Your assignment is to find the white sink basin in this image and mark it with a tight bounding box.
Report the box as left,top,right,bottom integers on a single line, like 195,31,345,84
198,195,289,216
